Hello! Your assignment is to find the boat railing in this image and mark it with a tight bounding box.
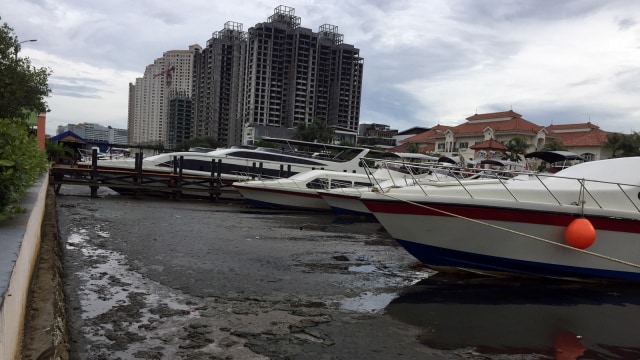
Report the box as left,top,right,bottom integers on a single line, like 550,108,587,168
431,169,640,213
365,158,640,213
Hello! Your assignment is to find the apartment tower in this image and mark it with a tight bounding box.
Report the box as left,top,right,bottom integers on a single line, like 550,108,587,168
131,45,201,147
192,22,247,147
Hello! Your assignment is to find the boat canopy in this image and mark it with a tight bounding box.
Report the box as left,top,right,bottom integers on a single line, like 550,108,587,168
524,151,584,164
480,159,525,169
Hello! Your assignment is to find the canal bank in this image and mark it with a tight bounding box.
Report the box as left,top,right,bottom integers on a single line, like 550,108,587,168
0,174,69,360
53,185,466,359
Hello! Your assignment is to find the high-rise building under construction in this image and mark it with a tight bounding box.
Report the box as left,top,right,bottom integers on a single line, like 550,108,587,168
192,5,364,147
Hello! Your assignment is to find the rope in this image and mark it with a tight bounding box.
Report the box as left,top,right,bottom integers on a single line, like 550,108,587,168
376,190,640,270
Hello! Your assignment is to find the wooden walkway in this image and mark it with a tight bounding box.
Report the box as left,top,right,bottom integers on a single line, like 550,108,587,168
49,153,237,201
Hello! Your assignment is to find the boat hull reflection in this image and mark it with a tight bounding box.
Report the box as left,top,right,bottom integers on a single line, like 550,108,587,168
385,274,640,359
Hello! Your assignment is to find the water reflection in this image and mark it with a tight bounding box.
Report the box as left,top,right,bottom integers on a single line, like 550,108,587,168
385,273,640,359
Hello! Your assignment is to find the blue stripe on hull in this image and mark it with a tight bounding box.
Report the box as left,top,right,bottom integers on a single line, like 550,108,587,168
396,239,640,282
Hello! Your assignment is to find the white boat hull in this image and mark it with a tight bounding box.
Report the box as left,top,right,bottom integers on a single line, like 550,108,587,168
235,184,330,211
361,157,640,282
318,190,370,216
364,199,640,281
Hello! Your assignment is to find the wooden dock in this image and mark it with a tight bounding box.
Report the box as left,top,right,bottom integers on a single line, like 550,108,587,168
49,153,237,201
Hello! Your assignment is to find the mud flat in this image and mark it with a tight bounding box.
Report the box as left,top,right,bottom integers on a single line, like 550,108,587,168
52,186,473,359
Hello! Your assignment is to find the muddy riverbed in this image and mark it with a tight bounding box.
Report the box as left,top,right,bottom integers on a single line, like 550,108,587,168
56,186,478,360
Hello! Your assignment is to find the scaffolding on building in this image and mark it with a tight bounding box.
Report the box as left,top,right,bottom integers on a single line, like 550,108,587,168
319,24,343,45
268,5,300,28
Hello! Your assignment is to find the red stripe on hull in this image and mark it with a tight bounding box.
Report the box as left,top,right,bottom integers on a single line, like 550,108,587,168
362,199,640,234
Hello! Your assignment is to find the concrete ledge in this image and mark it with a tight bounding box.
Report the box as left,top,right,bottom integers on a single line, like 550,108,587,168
0,173,49,359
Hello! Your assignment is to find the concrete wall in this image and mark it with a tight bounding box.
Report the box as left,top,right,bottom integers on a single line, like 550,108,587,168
0,174,48,359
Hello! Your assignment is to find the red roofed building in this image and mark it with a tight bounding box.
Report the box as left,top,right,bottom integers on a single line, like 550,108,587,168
433,110,546,160
546,122,612,161
394,111,615,161
388,124,451,153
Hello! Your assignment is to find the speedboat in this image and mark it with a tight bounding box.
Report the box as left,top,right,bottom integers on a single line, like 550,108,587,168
360,157,640,282
232,169,380,211
233,152,443,212
320,158,507,217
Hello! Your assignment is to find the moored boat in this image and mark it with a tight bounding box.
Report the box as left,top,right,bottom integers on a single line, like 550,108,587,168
360,157,640,282
232,169,378,211
76,138,376,196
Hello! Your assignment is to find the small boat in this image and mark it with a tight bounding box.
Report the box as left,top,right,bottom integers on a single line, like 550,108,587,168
360,157,640,282
232,169,379,211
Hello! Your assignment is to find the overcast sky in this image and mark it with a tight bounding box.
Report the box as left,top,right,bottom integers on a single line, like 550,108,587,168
4,0,640,135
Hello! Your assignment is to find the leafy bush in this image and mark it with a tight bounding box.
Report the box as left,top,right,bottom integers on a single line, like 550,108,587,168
0,119,48,220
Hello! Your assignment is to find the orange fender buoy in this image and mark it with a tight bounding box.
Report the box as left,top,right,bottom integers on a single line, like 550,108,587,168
564,218,596,249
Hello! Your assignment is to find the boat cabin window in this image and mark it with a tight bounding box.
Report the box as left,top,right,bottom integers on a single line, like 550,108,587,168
155,158,214,172
227,150,326,166
305,178,373,190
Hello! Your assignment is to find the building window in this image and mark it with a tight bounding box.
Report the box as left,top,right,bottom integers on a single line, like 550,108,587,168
459,142,468,150
580,153,595,161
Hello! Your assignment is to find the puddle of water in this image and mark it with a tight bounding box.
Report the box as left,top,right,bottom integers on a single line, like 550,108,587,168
340,292,397,313
65,227,202,358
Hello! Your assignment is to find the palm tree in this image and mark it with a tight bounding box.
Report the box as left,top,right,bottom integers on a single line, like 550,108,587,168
541,140,567,151
45,141,74,164
602,133,624,157
503,136,530,162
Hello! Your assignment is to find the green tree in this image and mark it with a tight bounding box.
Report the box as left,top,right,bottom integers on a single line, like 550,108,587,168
503,135,530,162
175,136,220,151
603,132,640,158
45,141,75,163
406,143,419,153
541,140,567,151
0,18,50,220
0,119,48,220
293,120,335,143
0,19,52,119
252,139,279,148
602,133,623,157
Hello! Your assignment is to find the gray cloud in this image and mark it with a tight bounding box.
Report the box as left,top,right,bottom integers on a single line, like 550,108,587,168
49,76,108,99
4,0,640,134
